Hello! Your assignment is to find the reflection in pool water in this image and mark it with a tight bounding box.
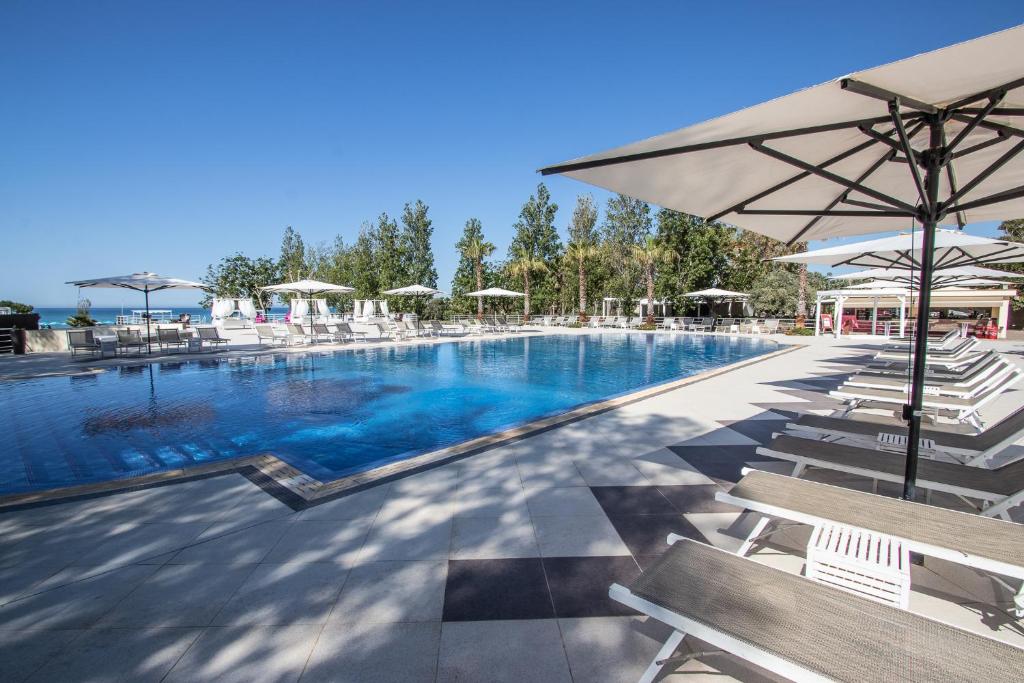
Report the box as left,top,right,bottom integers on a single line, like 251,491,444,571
0,334,775,494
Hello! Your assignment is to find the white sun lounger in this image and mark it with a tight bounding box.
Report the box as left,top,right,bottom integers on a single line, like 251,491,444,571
829,367,1022,429
609,537,1024,683
841,354,1014,396
785,405,1024,466
883,328,958,350
872,336,979,363
757,434,1024,519
717,469,1024,616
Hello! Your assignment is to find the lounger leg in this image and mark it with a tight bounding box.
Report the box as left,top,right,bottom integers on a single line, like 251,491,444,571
737,516,774,557
639,629,686,683
791,462,806,477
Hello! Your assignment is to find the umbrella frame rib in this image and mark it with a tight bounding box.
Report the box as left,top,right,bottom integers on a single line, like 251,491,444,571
541,72,1024,500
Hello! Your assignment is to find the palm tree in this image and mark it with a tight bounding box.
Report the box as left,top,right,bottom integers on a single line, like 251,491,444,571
462,235,495,320
631,236,675,325
507,246,547,318
565,240,601,320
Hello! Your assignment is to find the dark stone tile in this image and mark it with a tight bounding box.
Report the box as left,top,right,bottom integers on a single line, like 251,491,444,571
543,556,641,618
716,419,786,446
668,445,768,484
589,486,677,516
605,514,707,557
442,558,554,621
657,485,742,514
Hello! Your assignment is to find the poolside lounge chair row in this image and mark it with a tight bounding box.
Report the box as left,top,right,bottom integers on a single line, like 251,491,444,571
613,337,1024,681
67,327,230,358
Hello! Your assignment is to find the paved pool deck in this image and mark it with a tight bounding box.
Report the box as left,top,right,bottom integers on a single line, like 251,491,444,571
1,331,1023,682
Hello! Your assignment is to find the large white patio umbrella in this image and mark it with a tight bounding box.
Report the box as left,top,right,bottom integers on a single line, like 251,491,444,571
681,288,748,316
829,264,1023,287
381,284,444,296
261,279,355,332
464,287,525,318
540,24,1024,498
67,272,208,353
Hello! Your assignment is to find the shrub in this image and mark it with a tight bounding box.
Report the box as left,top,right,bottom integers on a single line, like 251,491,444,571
786,326,815,336
637,322,657,331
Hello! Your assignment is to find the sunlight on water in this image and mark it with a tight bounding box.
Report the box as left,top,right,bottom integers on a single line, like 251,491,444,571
0,334,775,493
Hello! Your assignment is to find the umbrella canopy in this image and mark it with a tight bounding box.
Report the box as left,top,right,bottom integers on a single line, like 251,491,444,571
774,229,1024,270
381,284,444,296
67,272,206,292
830,264,1021,287
261,279,354,295
539,25,1024,500
67,272,207,353
541,25,1024,244
681,288,748,298
464,287,525,297
842,278,1009,289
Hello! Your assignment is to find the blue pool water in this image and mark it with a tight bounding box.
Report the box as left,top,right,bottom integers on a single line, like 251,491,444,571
0,334,776,494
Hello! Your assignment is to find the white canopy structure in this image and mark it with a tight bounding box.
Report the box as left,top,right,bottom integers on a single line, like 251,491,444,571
681,288,748,317
829,264,1022,287
681,288,748,298
775,230,1024,271
382,284,443,296
261,279,354,296
541,26,1024,243
261,280,353,331
464,287,525,297
67,272,207,352
539,25,1024,497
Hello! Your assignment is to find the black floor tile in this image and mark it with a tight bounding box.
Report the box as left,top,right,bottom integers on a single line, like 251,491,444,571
657,485,742,514
443,558,554,621
668,445,766,484
543,556,640,618
590,486,677,516
716,418,787,447
606,514,708,557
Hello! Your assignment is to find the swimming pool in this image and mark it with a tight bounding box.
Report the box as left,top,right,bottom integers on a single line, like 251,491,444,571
0,333,777,495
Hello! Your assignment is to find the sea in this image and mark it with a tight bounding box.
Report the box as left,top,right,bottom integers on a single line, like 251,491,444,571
32,307,290,329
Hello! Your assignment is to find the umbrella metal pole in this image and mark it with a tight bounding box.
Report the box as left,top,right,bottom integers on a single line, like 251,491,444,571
902,118,943,501
145,288,152,354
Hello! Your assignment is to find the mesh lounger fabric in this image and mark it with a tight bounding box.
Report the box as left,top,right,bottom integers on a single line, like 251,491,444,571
628,539,1024,682
765,435,1024,496
793,408,1024,451
729,470,1024,569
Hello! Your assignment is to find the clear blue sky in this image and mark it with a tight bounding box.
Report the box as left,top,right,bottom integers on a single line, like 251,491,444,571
1,1,1021,307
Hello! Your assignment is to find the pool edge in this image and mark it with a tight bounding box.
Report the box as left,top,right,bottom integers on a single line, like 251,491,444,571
0,340,806,512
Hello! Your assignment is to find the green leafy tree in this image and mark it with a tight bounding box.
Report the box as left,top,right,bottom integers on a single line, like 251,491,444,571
997,219,1024,310
632,236,675,324
747,268,829,316
655,209,734,310
348,225,379,299
507,245,548,317
201,253,279,310
600,194,651,311
509,183,562,313
399,200,438,316
277,226,307,282
565,195,600,318
0,300,33,313
454,219,496,319
374,212,407,294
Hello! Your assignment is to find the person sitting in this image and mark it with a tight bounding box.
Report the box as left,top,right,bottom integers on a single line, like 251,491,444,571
178,312,192,328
